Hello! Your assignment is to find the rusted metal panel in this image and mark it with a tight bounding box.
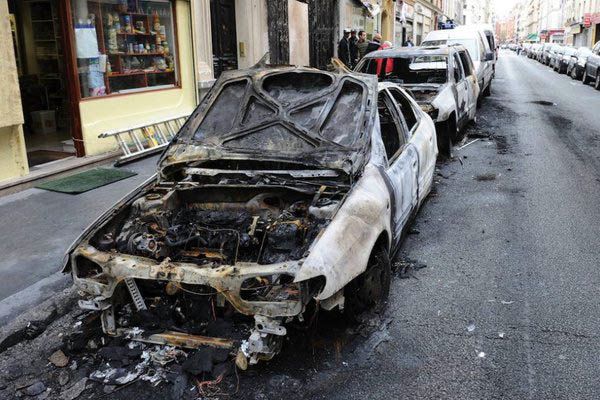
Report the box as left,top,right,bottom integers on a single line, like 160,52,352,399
129,330,235,350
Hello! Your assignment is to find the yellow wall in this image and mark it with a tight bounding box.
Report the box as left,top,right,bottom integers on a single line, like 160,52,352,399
79,0,197,156
0,125,29,181
1,0,29,182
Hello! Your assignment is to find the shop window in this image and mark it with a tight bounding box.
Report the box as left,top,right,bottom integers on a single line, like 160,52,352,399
71,0,179,98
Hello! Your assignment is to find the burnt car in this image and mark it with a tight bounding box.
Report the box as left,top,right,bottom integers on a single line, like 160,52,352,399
63,64,438,367
355,45,479,157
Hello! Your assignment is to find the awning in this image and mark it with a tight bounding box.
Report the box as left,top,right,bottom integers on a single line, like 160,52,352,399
352,0,381,18
526,33,539,41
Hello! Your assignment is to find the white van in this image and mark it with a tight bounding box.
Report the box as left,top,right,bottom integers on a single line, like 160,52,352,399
421,28,495,101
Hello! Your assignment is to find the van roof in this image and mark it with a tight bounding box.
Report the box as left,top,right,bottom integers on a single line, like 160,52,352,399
424,29,482,41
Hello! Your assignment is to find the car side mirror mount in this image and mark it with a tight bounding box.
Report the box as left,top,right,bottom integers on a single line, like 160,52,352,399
485,52,494,61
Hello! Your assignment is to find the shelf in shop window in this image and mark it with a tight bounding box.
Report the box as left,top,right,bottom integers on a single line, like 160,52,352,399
108,70,174,78
108,52,168,57
117,32,156,37
31,19,54,23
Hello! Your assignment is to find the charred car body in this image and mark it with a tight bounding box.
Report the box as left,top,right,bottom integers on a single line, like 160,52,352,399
355,45,479,157
64,63,438,366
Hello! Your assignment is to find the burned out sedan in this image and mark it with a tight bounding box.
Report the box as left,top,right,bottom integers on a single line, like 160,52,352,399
356,45,479,157
63,64,437,367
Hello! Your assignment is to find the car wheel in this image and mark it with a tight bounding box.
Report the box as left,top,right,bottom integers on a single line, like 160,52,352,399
344,244,391,320
570,67,577,79
583,69,590,84
595,73,600,91
483,80,492,97
435,120,453,158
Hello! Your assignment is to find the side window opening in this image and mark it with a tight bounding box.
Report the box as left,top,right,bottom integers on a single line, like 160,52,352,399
377,91,405,161
388,88,418,133
458,51,473,76
453,53,465,82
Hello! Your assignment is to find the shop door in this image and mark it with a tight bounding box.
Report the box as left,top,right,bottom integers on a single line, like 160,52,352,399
308,0,336,70
9,0,79,168
210,0,238,79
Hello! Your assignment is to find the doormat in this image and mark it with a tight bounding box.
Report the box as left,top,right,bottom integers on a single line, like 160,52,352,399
36,168,137,194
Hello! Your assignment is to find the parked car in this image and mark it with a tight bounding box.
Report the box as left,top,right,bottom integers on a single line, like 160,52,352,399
549,45,566,71
538,43,552,63
421,28,494,100
583,41,600,90
355,45,479,157
555,46,577,74
542,43,561,65
63,64,438,366
567,47,592,80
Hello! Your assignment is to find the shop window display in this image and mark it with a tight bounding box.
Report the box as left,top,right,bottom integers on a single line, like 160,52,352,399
72,0,178,98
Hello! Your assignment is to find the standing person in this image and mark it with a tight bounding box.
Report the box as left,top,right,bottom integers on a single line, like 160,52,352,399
357,30,369,60
338,28,351,67
366,33,382,55
406,38,414,47
349,29,359,67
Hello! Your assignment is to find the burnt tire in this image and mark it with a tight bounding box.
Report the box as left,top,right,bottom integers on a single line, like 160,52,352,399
435,120,453,158
483,81,492,97
344,245,391,321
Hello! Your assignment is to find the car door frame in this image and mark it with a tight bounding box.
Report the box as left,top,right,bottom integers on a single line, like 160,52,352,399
457,49,478,119
385,85,436,206
451,51,469,127
377,88,419,242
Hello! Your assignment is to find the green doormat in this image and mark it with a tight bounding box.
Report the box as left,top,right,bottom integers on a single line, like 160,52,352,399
36,168,137,194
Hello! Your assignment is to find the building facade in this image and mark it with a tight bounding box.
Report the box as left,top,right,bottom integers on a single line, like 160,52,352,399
1,0,313,184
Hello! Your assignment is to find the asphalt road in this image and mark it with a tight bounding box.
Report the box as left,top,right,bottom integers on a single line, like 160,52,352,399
303,50,600,399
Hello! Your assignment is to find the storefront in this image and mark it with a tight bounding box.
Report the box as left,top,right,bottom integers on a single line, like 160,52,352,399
2,0,196,181
394,1,414,47
339,0,381,41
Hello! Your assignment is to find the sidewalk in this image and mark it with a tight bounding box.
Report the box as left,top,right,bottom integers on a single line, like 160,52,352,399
0,156,158,324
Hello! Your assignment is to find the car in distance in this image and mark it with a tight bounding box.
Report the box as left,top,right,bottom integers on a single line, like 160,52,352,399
355,45,479,157
63,63,438,366
583,41,600,90
549,45,566,71
567,47,592,80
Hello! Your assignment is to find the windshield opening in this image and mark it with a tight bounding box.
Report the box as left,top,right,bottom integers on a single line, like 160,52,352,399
357,55,448,84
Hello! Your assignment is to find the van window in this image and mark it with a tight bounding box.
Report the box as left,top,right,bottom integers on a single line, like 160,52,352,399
447,39,479,61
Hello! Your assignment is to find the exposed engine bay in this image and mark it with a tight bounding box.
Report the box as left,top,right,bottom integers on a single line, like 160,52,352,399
91,183,342,268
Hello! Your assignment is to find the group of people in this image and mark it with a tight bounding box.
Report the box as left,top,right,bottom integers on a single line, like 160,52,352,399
337,28,414,69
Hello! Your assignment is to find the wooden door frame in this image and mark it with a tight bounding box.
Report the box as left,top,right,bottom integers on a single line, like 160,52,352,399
58,0,85,157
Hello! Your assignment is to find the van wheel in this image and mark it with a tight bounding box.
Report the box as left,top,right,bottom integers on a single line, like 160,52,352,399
344,244,391,321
